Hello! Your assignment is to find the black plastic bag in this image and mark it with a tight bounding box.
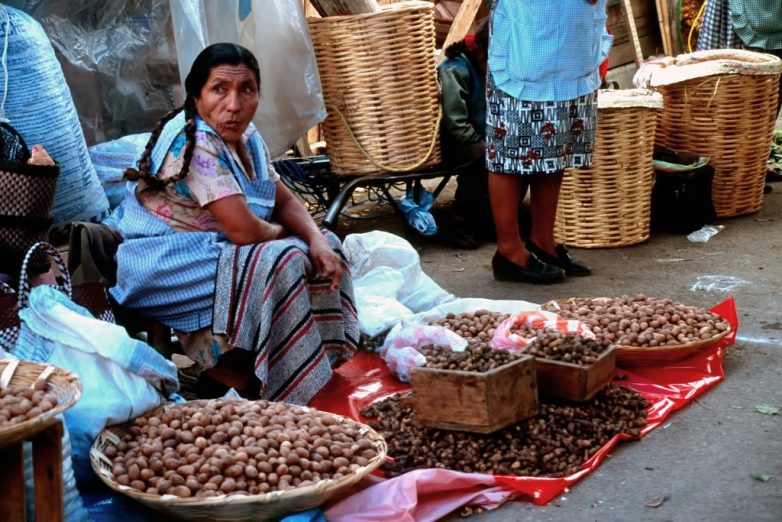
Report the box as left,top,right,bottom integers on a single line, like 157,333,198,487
651,149,717,234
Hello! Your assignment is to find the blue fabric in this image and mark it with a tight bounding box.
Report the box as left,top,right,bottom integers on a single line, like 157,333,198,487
488,0,613,102
110,117,277,332
400,191,438,236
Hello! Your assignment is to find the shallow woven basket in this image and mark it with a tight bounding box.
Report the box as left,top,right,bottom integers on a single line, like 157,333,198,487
90,400,388,521
0,359,82,444
653,52,781,217
555,90,662,248
308,1,441,175
542,298,731,367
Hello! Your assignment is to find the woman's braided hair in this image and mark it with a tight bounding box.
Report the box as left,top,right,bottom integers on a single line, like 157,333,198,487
124,43,261,189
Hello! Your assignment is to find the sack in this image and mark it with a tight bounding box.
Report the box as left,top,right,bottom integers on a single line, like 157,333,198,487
0,122,60,275
12,284,179,483
0,242,115,351
0,6,109,232
651,149,717,234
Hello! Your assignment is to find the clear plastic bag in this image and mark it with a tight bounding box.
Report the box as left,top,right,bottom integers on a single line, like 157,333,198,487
6,0,179,145
169,0,326,157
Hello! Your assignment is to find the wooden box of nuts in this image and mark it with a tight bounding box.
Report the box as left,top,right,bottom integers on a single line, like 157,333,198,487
410,352,538,434
533,346,616,402
520,331,616,402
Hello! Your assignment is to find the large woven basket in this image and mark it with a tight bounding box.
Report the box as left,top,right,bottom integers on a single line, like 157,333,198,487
649,50,782,217
0,359,82,445
308,1,441,176
90,400,388,521
555,89,663,248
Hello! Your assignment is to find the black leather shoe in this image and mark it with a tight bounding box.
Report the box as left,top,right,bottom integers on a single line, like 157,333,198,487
492,250,565,284
526,241,591,276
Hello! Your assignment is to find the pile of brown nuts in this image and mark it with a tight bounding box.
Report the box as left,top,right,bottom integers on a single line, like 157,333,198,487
524,332,611,364
543,295,730,347
0,381,59,428
430,311,510,345
419,344,521,372
361,385,649,478
107,400,380,498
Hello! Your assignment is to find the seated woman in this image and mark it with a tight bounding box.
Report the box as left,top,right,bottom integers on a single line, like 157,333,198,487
110,43,358,404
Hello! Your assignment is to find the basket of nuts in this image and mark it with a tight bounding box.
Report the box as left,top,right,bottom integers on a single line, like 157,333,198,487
542,295,732,366
90,399,387,521
0,358,83,445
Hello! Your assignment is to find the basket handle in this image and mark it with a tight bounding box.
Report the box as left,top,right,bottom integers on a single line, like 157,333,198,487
329,104,443,173
32,364,55,390
17,242,72,310
0,358,20,389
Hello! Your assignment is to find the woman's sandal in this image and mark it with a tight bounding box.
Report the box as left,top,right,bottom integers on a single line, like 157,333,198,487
491,250,565,284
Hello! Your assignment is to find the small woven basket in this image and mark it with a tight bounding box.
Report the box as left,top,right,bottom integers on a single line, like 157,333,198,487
0,359,82,445
555,89,663,248
649,49,782,217
90,400,388,521
308,1,441,175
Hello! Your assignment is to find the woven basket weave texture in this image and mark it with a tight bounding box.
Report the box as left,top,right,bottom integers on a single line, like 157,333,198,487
308,1,441,175
555,100,660,248
655,73,780,217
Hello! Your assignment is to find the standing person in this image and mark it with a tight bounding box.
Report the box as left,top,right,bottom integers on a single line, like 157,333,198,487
438,19,496,248
486,0,612,283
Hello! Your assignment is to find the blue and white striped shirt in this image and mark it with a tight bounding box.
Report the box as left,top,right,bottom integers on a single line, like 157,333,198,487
489,0,614,102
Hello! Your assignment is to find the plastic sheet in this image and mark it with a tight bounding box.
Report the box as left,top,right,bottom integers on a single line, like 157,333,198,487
169,0,326,157
6,0,179,145
311,298,739,518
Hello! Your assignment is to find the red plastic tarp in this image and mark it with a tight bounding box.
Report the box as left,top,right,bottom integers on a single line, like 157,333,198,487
310,298,738,521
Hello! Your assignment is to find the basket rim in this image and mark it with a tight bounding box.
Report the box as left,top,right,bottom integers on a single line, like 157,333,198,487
0,359,82,444
307,0,433,23
647,49,782,87
541,298,732,355
89,399,388,508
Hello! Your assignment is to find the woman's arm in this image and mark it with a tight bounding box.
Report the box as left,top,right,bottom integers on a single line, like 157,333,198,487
206,195,283,245
273,183,342,290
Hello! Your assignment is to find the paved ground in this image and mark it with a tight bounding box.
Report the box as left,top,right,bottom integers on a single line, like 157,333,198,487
333,172,782,521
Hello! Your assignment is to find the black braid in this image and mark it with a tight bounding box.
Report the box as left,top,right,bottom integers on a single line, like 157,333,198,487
163,97,198,187
123,106,185,189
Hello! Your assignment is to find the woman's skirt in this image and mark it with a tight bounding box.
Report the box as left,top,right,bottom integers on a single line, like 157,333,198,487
485,72,598,175
181,231,359,405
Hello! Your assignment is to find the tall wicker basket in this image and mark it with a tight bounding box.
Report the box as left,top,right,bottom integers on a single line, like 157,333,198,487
555,89,664,248
308,1,441,175
647,50,782,217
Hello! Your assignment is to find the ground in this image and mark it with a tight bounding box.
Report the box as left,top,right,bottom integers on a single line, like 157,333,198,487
329,132,782,521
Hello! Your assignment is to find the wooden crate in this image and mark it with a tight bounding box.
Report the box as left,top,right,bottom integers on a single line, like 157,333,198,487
0,417,64,522
410,355,538,433
534,346,616,402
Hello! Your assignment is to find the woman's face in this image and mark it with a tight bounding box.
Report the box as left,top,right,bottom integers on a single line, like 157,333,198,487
194,64,259,146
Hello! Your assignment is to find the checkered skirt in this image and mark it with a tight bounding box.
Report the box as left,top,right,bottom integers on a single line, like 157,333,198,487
485,73,598,175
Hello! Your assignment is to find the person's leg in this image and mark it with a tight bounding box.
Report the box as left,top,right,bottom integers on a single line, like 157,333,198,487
527,171,563,256
489,171,529,266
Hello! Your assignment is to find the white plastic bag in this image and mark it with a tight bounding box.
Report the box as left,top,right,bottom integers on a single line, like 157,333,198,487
379,324,467,382
169,0,326,157
343,231,456,337
13,285,179,483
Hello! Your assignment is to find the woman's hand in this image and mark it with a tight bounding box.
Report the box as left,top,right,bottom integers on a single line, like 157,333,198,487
309,235,342,291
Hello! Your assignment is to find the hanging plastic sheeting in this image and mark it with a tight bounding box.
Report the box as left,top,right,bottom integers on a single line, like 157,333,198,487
169,0,327,157
0,5,109,232
5,0,180,146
